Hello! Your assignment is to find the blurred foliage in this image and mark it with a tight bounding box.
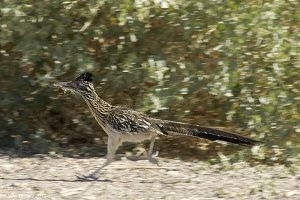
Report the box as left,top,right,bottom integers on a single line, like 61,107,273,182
0,0,299,164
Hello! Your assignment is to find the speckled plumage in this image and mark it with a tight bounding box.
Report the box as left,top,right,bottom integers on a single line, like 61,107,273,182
107,106,152,134
54,72,260,180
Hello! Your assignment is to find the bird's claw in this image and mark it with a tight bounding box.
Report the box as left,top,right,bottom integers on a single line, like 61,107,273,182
148,157,159,166
76,174,99,181
148,151,159,165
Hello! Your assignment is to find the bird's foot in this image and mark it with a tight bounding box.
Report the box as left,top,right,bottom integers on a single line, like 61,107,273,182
126,151,160,165
149,151,159,158
148,156,159,165
148,154,160,166
76,173,99,181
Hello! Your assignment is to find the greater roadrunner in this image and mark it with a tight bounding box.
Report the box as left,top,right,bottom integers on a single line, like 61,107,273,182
54,72,259,180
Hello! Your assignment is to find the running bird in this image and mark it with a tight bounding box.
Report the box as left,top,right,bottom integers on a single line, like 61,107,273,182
54,72,260,180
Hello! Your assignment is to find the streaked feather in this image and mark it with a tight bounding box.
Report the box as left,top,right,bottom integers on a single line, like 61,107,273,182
106,106,152,134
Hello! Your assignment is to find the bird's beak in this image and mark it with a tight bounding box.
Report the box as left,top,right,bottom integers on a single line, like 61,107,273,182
53,81,69,88
53,81,75,93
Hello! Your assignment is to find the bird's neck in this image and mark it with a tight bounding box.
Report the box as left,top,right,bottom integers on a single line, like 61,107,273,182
82,91,112,122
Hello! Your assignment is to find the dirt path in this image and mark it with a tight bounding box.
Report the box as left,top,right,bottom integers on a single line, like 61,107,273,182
0,155,299,200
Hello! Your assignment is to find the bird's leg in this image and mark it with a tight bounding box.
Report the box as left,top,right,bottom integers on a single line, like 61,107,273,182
147,136,159,164
76,136,121,181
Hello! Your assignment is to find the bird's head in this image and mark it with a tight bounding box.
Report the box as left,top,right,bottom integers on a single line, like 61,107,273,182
54,72,95,96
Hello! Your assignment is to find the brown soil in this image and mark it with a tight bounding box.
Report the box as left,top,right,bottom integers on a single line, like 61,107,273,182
0,153,299,200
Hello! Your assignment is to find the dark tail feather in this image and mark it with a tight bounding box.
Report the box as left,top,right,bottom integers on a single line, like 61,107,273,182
155,120,260,146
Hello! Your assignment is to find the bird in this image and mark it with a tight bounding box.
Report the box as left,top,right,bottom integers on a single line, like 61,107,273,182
54,72,260,180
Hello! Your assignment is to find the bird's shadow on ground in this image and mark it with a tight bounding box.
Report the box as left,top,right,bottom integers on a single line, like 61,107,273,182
0,177,112,183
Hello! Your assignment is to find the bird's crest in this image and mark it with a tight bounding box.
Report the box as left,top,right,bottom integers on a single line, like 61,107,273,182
75,72,93,82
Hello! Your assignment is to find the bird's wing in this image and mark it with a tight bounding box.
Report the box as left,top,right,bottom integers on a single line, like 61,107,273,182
106,106,155,134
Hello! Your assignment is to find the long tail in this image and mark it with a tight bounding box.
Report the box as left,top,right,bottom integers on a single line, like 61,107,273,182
154,120,260,146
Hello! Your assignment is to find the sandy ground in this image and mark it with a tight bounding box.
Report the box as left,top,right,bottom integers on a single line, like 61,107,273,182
0,154,299,200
